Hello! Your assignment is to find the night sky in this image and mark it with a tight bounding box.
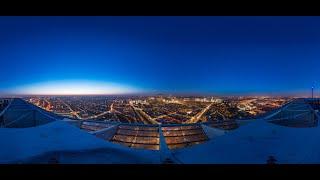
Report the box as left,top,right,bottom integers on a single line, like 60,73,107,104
0,16,319,96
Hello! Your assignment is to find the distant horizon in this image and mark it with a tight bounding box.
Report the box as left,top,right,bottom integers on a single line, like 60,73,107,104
0,86,315,97
0,91,314,98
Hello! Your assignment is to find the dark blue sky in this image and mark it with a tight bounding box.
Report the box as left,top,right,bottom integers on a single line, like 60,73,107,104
0,16,319,96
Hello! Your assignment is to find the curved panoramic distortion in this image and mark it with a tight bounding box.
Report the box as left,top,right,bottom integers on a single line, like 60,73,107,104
1,16,320,165
1,97,320,164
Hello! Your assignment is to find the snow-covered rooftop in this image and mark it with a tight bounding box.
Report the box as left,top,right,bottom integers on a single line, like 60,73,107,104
0,98,319,164
174,119,320,163
0,120,160,163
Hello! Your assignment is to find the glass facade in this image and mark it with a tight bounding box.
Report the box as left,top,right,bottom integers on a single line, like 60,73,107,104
162,125,209,149
110,124,210,150
111,125,160,150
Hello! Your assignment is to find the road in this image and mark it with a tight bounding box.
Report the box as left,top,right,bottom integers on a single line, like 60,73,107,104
59,99,82,119
43,98,52,111
86,103,120,119
185,102,214,124
129,104,160,124
130,105,151,124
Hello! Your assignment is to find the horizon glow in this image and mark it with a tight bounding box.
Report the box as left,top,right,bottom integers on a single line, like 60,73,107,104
8,80,142,95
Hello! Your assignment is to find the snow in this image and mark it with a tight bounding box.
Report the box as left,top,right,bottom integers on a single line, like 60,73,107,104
173,119,320,164
0,121,160,164
3,117,320,164
201,124,225,139
2,98,320,164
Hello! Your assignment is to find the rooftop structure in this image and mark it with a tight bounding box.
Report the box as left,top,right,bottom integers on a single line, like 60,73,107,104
0,98,319,164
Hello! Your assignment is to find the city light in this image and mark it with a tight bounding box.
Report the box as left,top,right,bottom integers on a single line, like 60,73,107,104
25,95,289,125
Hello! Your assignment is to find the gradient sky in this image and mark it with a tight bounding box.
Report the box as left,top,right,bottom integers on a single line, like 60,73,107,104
0,16,319,96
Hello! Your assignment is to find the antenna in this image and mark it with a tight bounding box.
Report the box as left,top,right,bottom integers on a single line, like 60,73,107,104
312,86,314,99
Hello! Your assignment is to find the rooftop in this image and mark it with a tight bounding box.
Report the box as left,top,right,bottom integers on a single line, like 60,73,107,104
0,98,319,164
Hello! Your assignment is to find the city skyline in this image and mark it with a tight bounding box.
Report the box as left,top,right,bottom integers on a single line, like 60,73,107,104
0,16,319,96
